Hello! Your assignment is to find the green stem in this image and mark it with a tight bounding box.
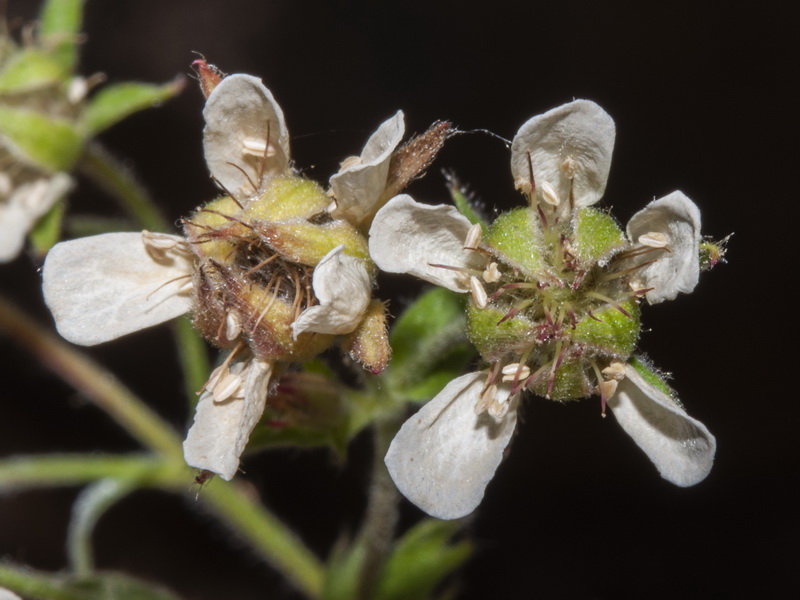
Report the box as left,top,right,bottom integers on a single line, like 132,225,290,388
0,565,81,600
0,454,178,490
200,479,325,599
354,418,402,600
77,142,169,233
0,296,183,461
171,316,210,406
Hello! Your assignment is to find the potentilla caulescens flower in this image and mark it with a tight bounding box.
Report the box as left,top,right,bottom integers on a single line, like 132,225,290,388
369,100,720,520
43,67,446,480
0,0,181,261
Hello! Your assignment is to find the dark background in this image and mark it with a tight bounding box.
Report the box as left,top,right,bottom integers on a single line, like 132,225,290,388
1,0,795,598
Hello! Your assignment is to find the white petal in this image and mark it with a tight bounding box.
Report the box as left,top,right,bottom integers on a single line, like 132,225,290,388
291,245,372,338
0,587,22,600
203,74,291,201
0,174,72,262
42,232,193,345
510,100,615,209
626,191,701,304
368,195,485,292
183,358,273,480
329,111,405,225
385,372,518,519
608,362,716,486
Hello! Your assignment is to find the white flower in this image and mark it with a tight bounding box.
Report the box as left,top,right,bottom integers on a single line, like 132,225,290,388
370,100,715,519
42,72,399,480
0,172,73,262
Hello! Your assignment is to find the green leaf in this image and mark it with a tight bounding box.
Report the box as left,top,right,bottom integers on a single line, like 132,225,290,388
39,0,85,72
81,79,185,135
0,106,82,170
387,288,475,401
376,519,471,600
0,49,66,93
29,199,66,256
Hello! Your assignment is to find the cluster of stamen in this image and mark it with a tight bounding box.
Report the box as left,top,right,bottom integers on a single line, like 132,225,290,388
440,158,674,416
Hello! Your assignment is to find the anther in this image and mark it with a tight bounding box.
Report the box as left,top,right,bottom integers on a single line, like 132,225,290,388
212,372,242,402
483,262,501,283
475,383,497,414
540,181,561,207
464,223,482,250
602,362,626,381
501,363,531,382
469,276,488,308
225,312,242,342
638,231,669,248
241,137,274,157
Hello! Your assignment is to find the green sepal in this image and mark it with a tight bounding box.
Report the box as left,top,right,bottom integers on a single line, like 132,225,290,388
246,176,330,221
628,355,674,397
0,48,66,94
528,358,592,401
375,519,471,600
572,207,626,267
466,301,534,363
483,207,546,279
258,219,370,267
39,0,85,72
29,198,66,256
573,299,640,357
82,79,184,135
0,106,82,170
446,171,487,231
386,288,475,402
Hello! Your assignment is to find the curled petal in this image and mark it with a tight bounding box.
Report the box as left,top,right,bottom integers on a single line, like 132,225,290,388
511,100,615,210
329,111,405,225
183,358,273,480
608,362,716,486
368,195,485,292
0,174,72,262
42,232,193,345
291,245,372,338
203,74,291,201
626,191,701,304
385,372,518,519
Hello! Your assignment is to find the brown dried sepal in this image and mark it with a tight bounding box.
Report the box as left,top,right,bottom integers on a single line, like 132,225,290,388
382,121,452,201
192,59,225,99
342,299,392,374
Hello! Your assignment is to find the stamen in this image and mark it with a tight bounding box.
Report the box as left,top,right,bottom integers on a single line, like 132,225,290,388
244,252,280,276
541,181,561,207
483,262,501,283
475,383,497,414
585,291,631,318
602,361,626,381
464,223,482,250
638,231,669,248
212,372,242,402
225,312,241,341
242,137,273,156
501,363,531,383
225,161,260,196
469,276,488,308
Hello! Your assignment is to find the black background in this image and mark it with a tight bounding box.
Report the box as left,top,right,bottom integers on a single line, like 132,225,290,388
1,1,795,598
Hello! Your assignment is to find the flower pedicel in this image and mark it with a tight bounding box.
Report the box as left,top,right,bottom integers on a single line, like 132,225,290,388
42,62,449,480
370,100,725,519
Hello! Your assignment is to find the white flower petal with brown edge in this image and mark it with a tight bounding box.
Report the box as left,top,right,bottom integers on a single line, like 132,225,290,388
626,191,701,304
608,362,715,487
291,245,372,338
510,100,615,210
368,195,486,293
203,74,291,201
42,231,193,345
0,174,72,262
329,111,405,225
385,372,518,520
183,358,273,480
